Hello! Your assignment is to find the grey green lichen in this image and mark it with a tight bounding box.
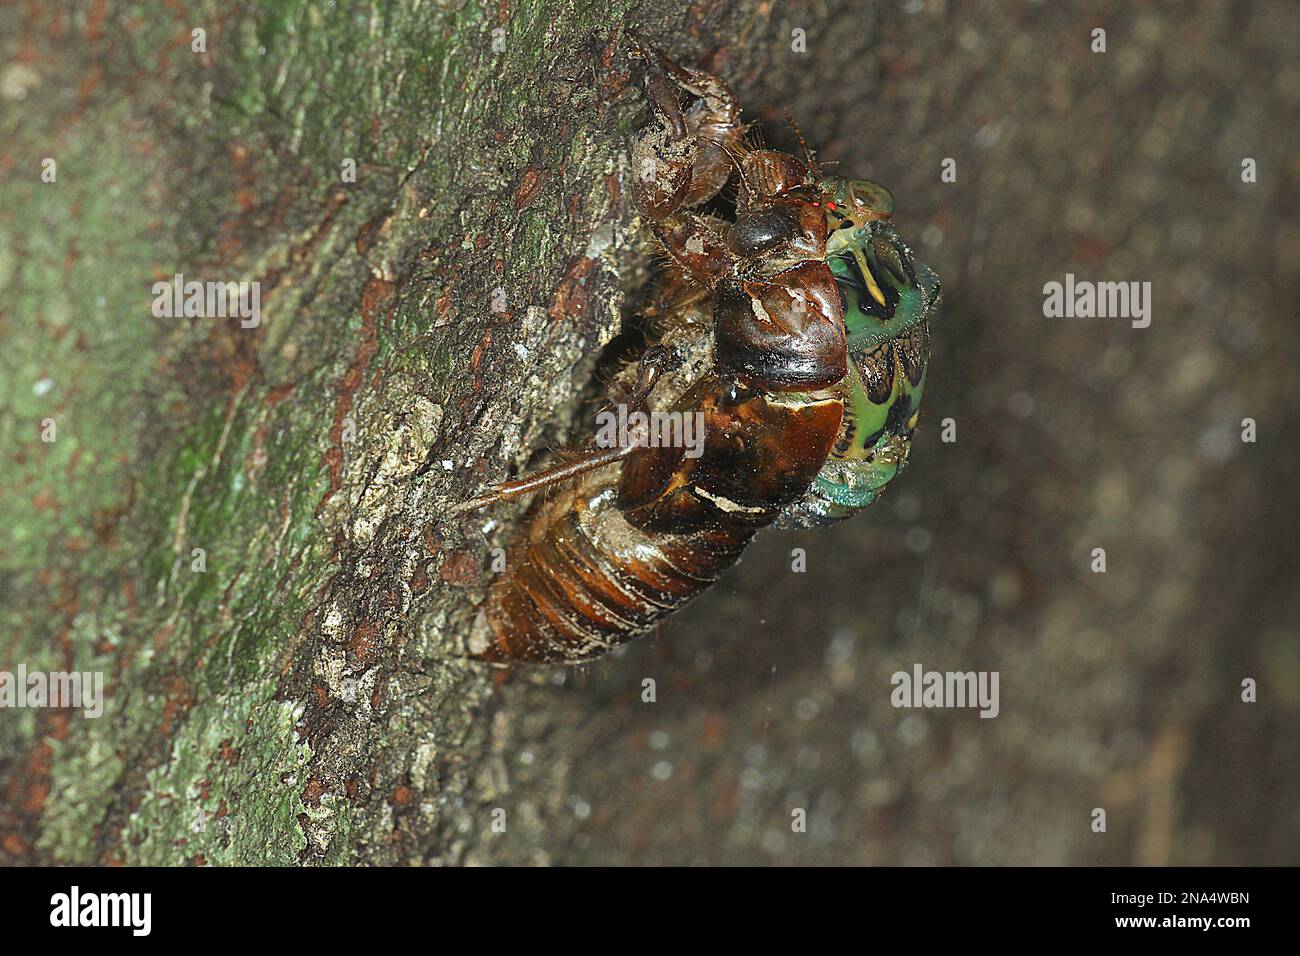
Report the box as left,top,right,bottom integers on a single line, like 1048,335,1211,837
1,0,644,864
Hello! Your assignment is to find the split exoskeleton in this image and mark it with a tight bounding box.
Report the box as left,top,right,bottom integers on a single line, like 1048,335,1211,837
460,40,942,664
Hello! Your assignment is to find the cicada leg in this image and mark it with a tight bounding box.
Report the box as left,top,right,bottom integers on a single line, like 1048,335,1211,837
628,36,746,219
453,346,673,514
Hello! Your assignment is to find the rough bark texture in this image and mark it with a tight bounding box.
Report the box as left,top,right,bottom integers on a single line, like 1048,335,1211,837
1,1,1295,865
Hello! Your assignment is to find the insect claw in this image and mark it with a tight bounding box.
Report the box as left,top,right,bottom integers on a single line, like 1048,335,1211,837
452,444,639,516
446,495,492,516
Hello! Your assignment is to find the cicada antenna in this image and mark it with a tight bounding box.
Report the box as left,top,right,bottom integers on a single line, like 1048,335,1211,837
784,109,821,179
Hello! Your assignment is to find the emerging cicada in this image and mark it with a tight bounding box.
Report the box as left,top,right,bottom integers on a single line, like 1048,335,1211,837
459,40,941,663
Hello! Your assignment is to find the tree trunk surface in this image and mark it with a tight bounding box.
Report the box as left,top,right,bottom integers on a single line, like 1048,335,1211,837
1,1,1295,865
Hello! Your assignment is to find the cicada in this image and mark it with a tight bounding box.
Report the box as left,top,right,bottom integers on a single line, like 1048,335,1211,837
459,40,941,663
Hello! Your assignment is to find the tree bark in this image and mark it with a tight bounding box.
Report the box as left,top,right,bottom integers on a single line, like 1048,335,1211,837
2,1,1295,866
0,0,831,866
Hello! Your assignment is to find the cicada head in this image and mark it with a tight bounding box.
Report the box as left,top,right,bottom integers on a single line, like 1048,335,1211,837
818,176,896,255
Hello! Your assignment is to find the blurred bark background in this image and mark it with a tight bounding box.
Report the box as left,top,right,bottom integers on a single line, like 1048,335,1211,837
1,0,1295,865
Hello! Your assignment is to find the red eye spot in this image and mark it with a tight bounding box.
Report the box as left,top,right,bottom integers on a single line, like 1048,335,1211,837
827,202,837,210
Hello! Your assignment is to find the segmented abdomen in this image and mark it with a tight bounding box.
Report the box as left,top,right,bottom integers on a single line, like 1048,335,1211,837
467,479,755,664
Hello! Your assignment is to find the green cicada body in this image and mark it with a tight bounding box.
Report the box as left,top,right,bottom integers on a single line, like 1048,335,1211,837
776,180,941,528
